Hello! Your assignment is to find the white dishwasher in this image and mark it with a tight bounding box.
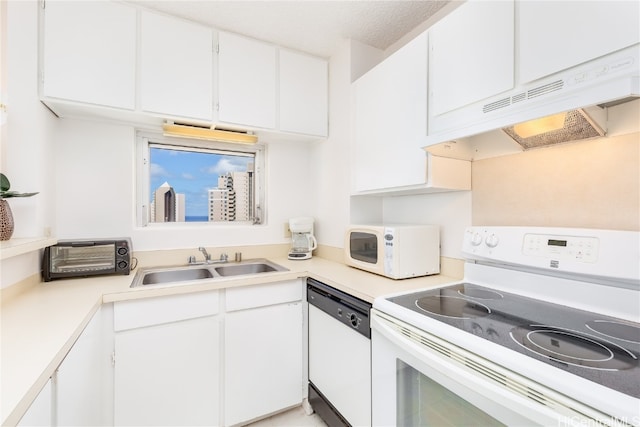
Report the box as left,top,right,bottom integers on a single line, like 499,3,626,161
307,278,372,427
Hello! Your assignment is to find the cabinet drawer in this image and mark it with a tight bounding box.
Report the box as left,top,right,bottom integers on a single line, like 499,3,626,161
225,280,302,312
114,291,219,331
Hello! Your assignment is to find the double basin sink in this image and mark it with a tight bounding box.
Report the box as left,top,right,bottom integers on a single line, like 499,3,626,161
130,258,289,288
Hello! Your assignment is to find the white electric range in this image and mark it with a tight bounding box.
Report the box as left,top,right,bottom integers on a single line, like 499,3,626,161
372,226,640,426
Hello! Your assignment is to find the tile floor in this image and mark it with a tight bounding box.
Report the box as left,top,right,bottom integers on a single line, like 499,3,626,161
246,405,327,427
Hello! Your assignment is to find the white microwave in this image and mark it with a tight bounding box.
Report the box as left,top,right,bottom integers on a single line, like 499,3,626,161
344,225,440,279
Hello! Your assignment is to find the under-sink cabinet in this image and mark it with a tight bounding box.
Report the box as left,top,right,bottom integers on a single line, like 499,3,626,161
15,280,306,426
224,281,304,426
113,291,221,426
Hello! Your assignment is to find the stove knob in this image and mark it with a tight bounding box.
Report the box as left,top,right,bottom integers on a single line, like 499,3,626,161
485,234,499,248
470,232,483,246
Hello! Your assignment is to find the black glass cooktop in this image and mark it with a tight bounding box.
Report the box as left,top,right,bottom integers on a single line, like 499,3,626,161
387,283,640,398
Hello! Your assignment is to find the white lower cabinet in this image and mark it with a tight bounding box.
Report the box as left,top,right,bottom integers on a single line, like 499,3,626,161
114,316,220,426
19,281,307,427
224,302,303,426
56,306,110,426
224,280,304,426
113,291,220,426
17,379,52,427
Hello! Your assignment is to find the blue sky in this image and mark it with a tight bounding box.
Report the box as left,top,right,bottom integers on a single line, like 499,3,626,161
150,147,252,218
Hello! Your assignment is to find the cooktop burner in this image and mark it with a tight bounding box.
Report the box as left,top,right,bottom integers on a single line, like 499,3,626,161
586,320,640,344
415,295,491,319
387,283,640,398
457,287,504,300
510,324,637,371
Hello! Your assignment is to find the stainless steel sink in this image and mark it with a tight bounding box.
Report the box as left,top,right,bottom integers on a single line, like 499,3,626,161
141,268,213,285
214,263,278,277
130,259,288,287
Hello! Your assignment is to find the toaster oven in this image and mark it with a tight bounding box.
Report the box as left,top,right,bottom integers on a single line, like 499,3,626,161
43,239,132,281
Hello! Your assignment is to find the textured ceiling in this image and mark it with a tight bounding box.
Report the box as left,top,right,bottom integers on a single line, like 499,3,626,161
127,1,451,58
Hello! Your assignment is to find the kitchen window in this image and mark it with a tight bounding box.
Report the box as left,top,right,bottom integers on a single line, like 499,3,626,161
136,133,264,227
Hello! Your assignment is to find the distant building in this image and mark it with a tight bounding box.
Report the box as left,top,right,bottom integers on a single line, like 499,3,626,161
152,182,185,222
209,167,252,222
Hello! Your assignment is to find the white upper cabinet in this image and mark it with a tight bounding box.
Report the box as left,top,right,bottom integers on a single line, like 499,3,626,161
140,11,213,121
428,0,514,119
352,32,429,193
42,1,136,109
217,32,277,129
279,50,328,137
518,1,640,84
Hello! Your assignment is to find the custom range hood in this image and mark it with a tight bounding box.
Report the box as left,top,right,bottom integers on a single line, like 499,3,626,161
425,44,639,161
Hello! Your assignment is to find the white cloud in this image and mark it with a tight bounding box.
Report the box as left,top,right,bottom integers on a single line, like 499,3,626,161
207,157,250,175
181,172,195,180
150,163,170,177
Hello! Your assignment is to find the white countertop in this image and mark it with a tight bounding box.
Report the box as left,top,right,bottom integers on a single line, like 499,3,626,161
0,256,460,426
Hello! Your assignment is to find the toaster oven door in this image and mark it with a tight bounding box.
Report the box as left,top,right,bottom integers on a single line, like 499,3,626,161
49,243,116,274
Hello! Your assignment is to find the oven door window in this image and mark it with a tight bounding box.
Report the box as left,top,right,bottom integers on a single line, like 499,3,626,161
397,360,505,426
350,232,378,263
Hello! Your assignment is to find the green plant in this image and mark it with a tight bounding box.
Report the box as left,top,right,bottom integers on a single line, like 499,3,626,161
0,173,38,198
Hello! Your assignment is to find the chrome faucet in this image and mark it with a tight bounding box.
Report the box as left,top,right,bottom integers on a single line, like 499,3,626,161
198,247,211,262
188,248,229,265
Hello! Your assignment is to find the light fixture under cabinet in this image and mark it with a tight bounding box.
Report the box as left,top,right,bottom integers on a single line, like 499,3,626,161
502,108,605,149
162,123,258,144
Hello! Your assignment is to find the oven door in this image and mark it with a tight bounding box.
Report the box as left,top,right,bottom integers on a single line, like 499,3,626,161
371,310,612,427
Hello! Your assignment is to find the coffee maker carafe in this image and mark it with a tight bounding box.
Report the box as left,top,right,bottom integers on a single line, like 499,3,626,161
288,217,317,260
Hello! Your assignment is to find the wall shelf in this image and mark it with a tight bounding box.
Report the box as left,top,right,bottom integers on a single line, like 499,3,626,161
0,237,57,260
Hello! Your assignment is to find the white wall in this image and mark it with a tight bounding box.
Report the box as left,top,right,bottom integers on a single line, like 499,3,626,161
53,117,315,251
1,0,58,289
382,192,472,258
3,0,57,238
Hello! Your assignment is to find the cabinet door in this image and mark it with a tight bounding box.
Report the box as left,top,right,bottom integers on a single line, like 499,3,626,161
140,11,213,121
42,1,136,109
429,0,514,117
224,302,303,426
279,50,328,137
56,308,105,426
114,317,220,426
17,379,52,427
352,32,428,193
518,1,640,84
217,32,277,129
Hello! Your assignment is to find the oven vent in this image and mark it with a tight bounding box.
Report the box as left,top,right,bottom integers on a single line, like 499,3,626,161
374,311,619,425
397,322,550,406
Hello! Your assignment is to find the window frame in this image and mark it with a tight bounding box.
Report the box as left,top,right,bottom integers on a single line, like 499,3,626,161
135,131,266,228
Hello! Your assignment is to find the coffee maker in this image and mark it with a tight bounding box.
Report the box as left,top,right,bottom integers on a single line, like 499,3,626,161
288,217,317,260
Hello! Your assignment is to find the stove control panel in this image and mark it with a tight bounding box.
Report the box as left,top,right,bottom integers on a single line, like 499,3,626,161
522,233,599,263
462,226,640,283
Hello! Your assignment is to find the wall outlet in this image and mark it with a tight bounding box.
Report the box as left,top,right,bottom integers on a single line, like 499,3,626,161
284,222,291,238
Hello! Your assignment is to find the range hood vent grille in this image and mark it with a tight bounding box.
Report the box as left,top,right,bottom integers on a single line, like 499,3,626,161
502,108,605,150
482,80,565,114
